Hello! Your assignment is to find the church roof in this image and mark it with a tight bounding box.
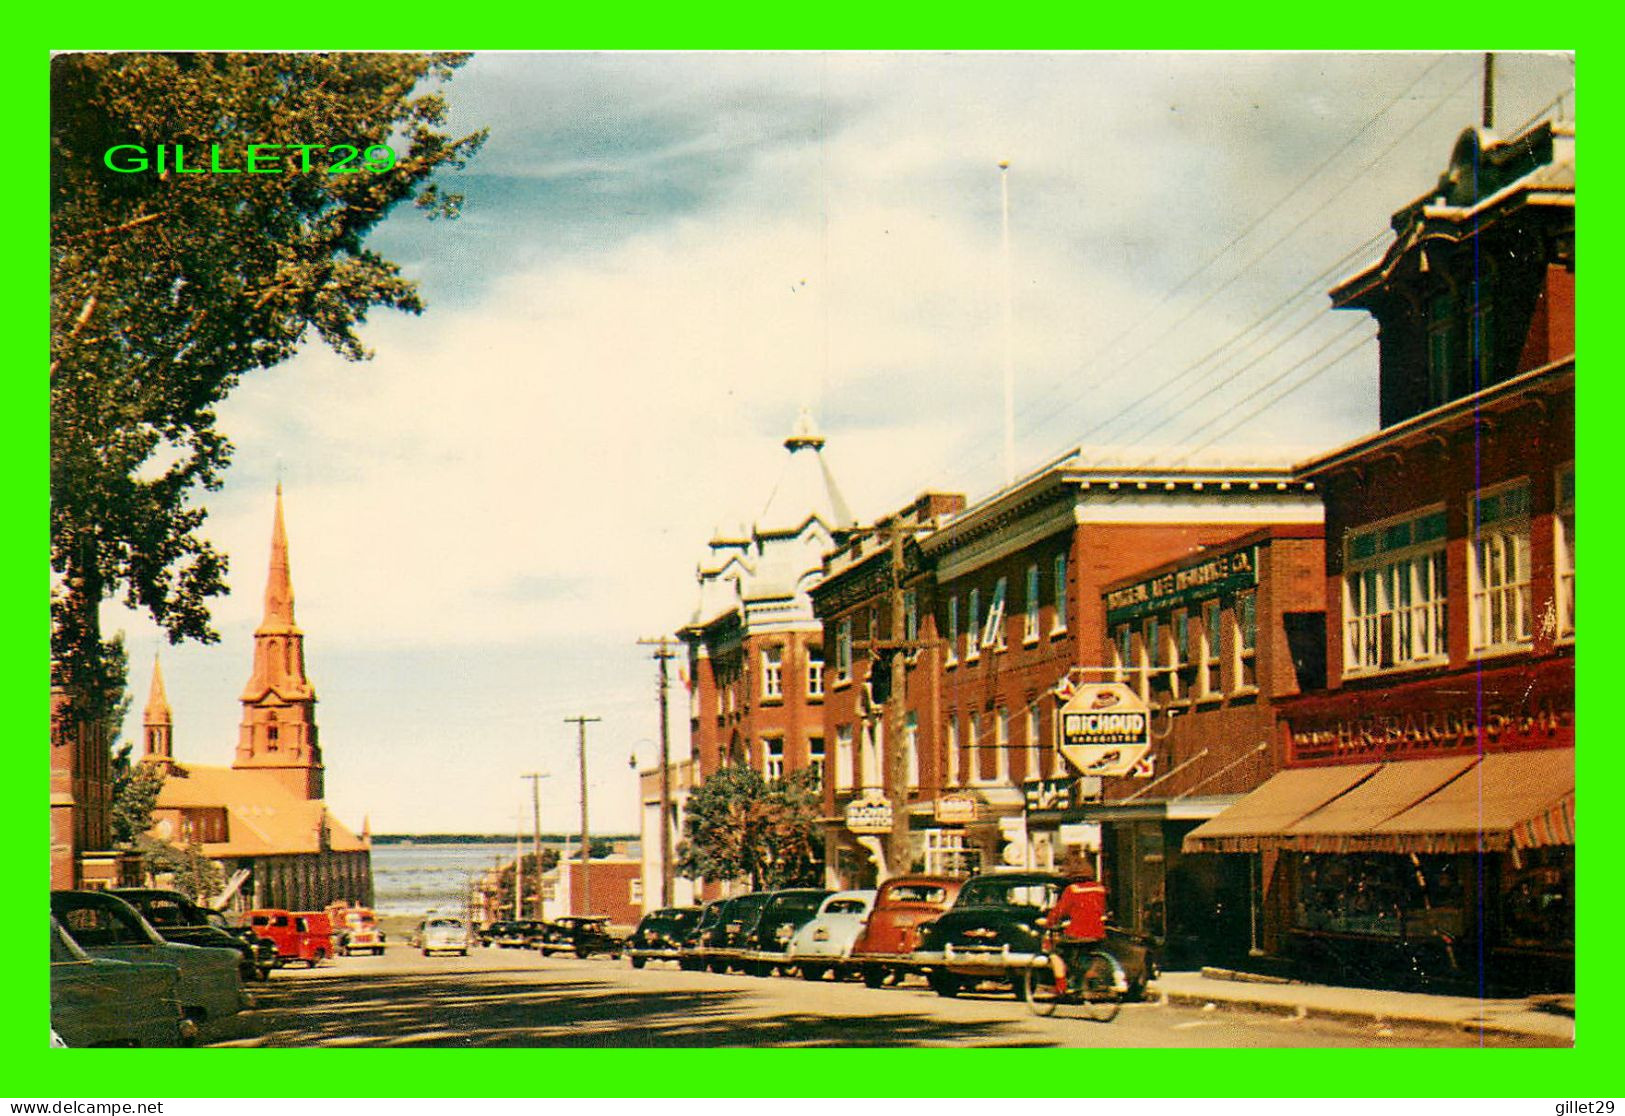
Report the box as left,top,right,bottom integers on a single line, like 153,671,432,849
154,763,368,857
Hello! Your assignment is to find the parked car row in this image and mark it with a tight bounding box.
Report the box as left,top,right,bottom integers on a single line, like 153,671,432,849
476,916,628,958
625,870,1157,1003
50,890,254,1047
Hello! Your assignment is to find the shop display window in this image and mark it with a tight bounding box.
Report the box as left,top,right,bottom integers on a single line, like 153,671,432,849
1499,846,1573,952
1293,853,1464,941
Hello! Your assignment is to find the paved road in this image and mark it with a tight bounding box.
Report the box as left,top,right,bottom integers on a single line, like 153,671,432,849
217,944,1551,1049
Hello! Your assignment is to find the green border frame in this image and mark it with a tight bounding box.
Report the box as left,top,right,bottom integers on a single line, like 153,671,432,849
20,27,1613,1101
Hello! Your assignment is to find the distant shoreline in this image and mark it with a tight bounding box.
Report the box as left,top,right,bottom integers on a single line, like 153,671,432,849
371,833,639,846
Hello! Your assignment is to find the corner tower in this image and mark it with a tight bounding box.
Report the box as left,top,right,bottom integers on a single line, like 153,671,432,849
234,484,324,799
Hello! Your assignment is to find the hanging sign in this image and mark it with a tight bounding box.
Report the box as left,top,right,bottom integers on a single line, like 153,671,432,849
845,796,894,834
1057,682,1153,777
934,793,980,824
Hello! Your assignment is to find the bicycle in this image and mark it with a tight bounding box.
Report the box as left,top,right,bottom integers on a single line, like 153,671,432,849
1020,937,1128,1022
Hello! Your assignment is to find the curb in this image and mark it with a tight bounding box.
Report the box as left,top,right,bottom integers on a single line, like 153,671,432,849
1152,987,1567,1042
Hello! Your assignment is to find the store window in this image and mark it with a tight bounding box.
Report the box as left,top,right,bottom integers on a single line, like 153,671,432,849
1471,479,1532,654
1052,553,1068,634
761,645,783,700
1199,597,1222,698
924,830,982,877
1343,507,1448,676
1233,589,1258,690
1024,564,1040,643
1556,466,1575,641
835,619,853,683
1294,853,1464,941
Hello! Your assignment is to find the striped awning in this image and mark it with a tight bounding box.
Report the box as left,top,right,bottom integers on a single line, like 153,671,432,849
1181,748,1575,856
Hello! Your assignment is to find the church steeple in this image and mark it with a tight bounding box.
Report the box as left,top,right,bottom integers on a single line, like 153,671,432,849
235,485,323,799
141,654,175,769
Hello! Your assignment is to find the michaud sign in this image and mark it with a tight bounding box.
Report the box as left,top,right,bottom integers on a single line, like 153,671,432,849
1105,545,1258,625
1057,682,1152,777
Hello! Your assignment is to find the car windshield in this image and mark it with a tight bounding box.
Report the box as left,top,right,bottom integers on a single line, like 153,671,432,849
883,884,949,904
428,919,462,929
955,877,1061,910
55,900,159,947
824,899,868,915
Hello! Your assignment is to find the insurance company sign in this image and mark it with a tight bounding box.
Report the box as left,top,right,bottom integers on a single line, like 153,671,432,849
1057,682,1152,777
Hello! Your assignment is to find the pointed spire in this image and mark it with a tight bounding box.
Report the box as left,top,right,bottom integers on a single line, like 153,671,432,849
260,482,297,631
783,405,826,451
143,653,172,725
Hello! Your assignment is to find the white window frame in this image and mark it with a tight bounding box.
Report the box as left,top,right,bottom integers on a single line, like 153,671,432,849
1052,553,1068,634
807,736,824,788
1112,622,1133,684
1024,564,1040,644
966,588,982,662
807,653,824,698
994,707,1010,785
1199,597,1222,699
1471,479,1533,655
835,618,853,684
905,712,919,790
1342,506,1448,678
1169,608,1191,701
1556,465,1574,642
945,596,959,666
1233,589,1259,692
835,725,855,790
1025,703,1041,781
968,715,987,785
980,578,1008,650
945,717,959,788
860,722,882,792
761,645,783,701
763,736,785,781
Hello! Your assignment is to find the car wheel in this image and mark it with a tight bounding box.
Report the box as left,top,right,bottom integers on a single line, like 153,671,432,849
421,948,429,957
800,964,826,982
630,955,647,969
678,957,700,972
575,947,591,959
862,965,886,989
459,949,467,956
927,970,962,998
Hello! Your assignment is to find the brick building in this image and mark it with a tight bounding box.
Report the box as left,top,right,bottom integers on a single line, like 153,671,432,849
139,486,374,913
1184,120,1575,993
812,454,1323,892
667,411,858,900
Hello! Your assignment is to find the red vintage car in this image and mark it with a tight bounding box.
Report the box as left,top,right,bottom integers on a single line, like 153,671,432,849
246,909,334,968
846,875,963,987
324,903,385,956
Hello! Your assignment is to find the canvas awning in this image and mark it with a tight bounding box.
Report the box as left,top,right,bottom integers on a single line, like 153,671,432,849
1280,755,1480,854
1181,749,1575,856
1180,764,1379,853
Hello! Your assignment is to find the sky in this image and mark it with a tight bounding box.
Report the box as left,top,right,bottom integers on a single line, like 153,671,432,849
101,51,1575,837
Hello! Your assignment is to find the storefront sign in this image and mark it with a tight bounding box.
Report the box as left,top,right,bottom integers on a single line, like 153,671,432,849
844,796,895,834
1057,682,1153,777
1105,544,1258,625
934,793,979,824
1023,778,1077,811
1286,688,1574,765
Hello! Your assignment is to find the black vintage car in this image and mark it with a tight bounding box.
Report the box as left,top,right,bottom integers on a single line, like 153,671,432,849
626,907,702,968
492,919,547,949
698,892,771,973
113,888,275,983
676,900,725,971
537,915,625,959
912,871,1155,1000
737,888,832,976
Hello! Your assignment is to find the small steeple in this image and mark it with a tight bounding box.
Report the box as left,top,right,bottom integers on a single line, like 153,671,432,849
260,482,297,633
784,406,826,452
142,654,174,766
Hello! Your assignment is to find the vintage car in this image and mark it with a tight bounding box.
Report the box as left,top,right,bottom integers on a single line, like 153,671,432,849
51,890,249,1028
847,875,963,987
538,915,624,959
325,902,385,956
112,888,271,983
676,901,725,971
51,917,196,1048
912,870,1154,1000
786,890,876,981
246,908,334,967
413,916,469,956
699,892,772,973
625,907,702,968
492,919,547,949
737,888,832,975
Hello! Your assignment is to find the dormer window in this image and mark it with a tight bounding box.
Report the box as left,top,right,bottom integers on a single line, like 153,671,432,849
1427,293,1455,407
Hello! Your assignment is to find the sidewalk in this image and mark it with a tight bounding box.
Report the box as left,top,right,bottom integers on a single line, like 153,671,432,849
1148,968,1574,1043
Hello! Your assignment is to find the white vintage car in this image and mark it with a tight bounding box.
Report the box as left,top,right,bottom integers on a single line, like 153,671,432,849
786,890,876,981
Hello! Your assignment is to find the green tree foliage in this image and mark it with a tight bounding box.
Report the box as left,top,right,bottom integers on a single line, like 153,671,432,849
138,835,225,903
493,848,562,917
109,742,167,846
50,52,488,708
676,765,823,891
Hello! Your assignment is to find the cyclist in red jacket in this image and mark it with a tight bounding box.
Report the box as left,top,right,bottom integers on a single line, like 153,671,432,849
1039,858,1107,997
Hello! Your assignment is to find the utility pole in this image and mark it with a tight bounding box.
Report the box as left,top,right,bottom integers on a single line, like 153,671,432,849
1483,52,1496,130
565,715,601,916
853,525,938,879
521,772,549,921
637,636,678,908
